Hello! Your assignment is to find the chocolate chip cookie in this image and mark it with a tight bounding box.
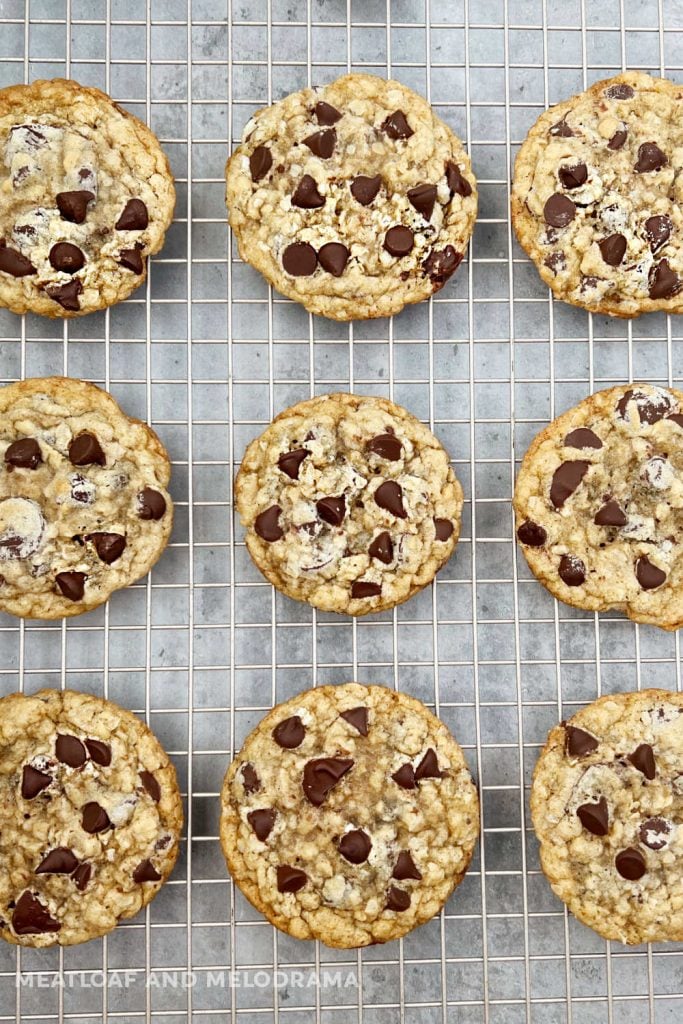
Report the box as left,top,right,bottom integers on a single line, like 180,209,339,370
512,72,683,317
0,78,175,317
235,393,462,615
0,376,173,619
514,383,683,630
225,73,477,320
532,689,683,944
0,689,182,947
220,683,479,948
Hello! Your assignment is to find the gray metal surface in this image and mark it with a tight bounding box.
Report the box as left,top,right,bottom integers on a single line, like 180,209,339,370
0,0,682,1021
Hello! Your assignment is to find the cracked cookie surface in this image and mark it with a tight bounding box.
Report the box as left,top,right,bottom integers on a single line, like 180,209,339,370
532,689,683,944
220,683,479,948
0,78,175,317
235,392,463,615
225,73,477,320
512,72,683,318
514,383,683,630
0,689,182,947
0,376,173,619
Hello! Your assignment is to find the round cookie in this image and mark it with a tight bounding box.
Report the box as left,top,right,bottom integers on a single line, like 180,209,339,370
532,689,683,944
512,72,683,318
0,688,182,947
220,683,479,948
0,376,173,619
0,78,175,317
514,383,683,630
225,73,477,321
235,392,463,615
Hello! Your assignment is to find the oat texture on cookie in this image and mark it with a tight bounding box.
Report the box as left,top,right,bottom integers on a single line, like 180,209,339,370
235,392,463,615
512,72,683,317
0,377,173,619
0,689,183,947
514,383,683,630
220,683,479,948
0,78,175,317
225,73,477,320
532,689,683,944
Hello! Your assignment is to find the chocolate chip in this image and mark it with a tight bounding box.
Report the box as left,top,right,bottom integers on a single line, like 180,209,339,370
393,851,422,880
381,110,413,140
445,161,472,198
434,518,454,541
277,865,307,893
608,129,627,150
56,190,94,224
594,500,627,527
85,739,111,766
635,142,667,173
303,757,353,805
415,748,442,780
291,174,325,208
559,163,588,190
598,233,627,266
616,388,673,424
140,770,161,802
303,128,336,158
138,487,166,520
81,802,111,834
550,460,589,508
36,847,79,874
88,532,126,564
544,194,576,228
565,725,598,757
577,797,609,836
628,743,656,779
340,707,368,736
273,715,305,749
254,504,284,542
408,183,437,220
119,248,144,274
247,808,276,842
12,892,61,935
638,817,671,850
615,847,646,881
544,252,566,274
46,279,82,311
0,244,35,277
72,863,92,891
49,242,85,274
559,554,586,587
282,241,317,276
550,118,574,137
69,432,105,466
384,225,414,258
606,83,634,100
351,580,382,599
645,215,672,253
386,886,411,911
55,571,86,601
422,245,462,288
249,146,272,182
116,198,148,230
241,762,260,794
367,433,402,461
21,765,51,799
339,829,372,864
318,242,349,277
56,734,87,768
315,101,342,125
316,495,345,525
649,259,681,299
5,438,42,469
375,480,406,518
369,531,393,563
635,555,666,590
564,428,602,449
392,763,416,789
350,175,382,205
278,449,307,480
516,521,547,547
133,859,161,883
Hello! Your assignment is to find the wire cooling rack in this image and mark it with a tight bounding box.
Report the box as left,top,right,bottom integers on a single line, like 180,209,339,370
1,0,683,1021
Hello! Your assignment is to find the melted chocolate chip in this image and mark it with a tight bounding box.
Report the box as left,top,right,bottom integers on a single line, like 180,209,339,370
615,847,646,881
550,460,589,508
550,119,574,137
565,724,598,757
249,146,272,182
369,531,393,563
0,243,35,277
36,847,79,874
5,438,42,469
635,142,667,173
318,242,349,277
88,532,126,564
12,891,61,935
317,495,345,526
577,797,609,836
49,242,85,274
241,763,260,794
606,83,634,100
56,190,94,224
559,163,587,190
303,128,336,158
384,225,414,257
422,245,462,288
594,500,627,527
351,580,382,599
408,182,437,220
381,110,413,140
635,555,666,590
303,757,353,806
559,554,586,587
638,817,671,850
517,521,547,547
69,432,105,467
544,252,566,274
544,194,576,228
133,859,161,883
21,765,51,799
415,748,442,780
254,504,284,542
247,808,276,842
350,174,382,205
46,279,82,311
598,233,627,266
616,388,673,424
72,863,92,891
273,715,305,749
116,198,148,230
277,865,307,893
138,487,166,520
140,770,161,802
434,517,454,541
374,480,406,518
56,734,87,768
608,129,627,150
55,571,86,602
292,174,325,209
386,886,411,911
645,215,672,253
282,241,317,276
339,829,372,864
392,763,416,789
564,428,603,450
628,743,656,780
81,802,111,834
314,101,342,125
393,851,422,880
119,248,144,274
649,259,681,299
340,707,368,736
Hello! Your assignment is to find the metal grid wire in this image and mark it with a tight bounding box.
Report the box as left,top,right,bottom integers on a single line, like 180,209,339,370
1,0,683,1021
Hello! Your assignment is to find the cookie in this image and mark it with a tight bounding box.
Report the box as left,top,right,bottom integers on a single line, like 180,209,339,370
220,683,479,948
0,689,182,947
0,376,173,619
532,689,683,944
225,73,477,320
514,383,683,630
512,72,683,318
235,392,463,615
0,78,175,317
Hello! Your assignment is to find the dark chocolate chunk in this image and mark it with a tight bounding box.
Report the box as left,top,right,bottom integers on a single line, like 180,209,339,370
56,734,87,768
118,248,144,274
338,829,372,864
616,388,673,424
577,797,609,836
56,190,94,224
594,500,627,527
415,748,442,780
367,433,402,461
422,245,462,288
303,128,336,158
302,757,353,806
628,743,655,780
351,580,382,599
5,438,42,469
241,762,260,794
314,101,342,125
517,521,546,547
254,504,284,542
386,886,411,911
49,242,85,274
36,847,79,874
72,863,92,891
247,808,276,842
0,244,35,277
273,715,305,749
564,428,602,449
598,233,627,266
608,129,627,150
374,480,406,518
116,198,148,230
559,554,586,587
318,242,349,277
635,555,666,590
550,118,574,137
434,517,454,541
138,487,166,520
606,83,634,100
277,865,307,893
550,460,589,508
446,161,472,197
55,571,86,601
408,182,437,219
291,174,325,209
384,225,414,257
565,724,598,757
21,765,51,799
316,495,345,525
278,448,308,480
350,175,381,205
340,707,368,736
635,142,667,173
46,279,82,311
81,802,111,834
649,259,681,299
638,817,671,851
393,851,422,880
615,847,646,881
12,891,61,935
140,770,161,802
249,146,272,182
88,532,126,564
133,859,161,883
392,763,416,789
559,163,588,190
645,215,672,253
282,241,317,276
369,531,393,563
544,194,576,228
69,432,105,467
381,110,413,140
